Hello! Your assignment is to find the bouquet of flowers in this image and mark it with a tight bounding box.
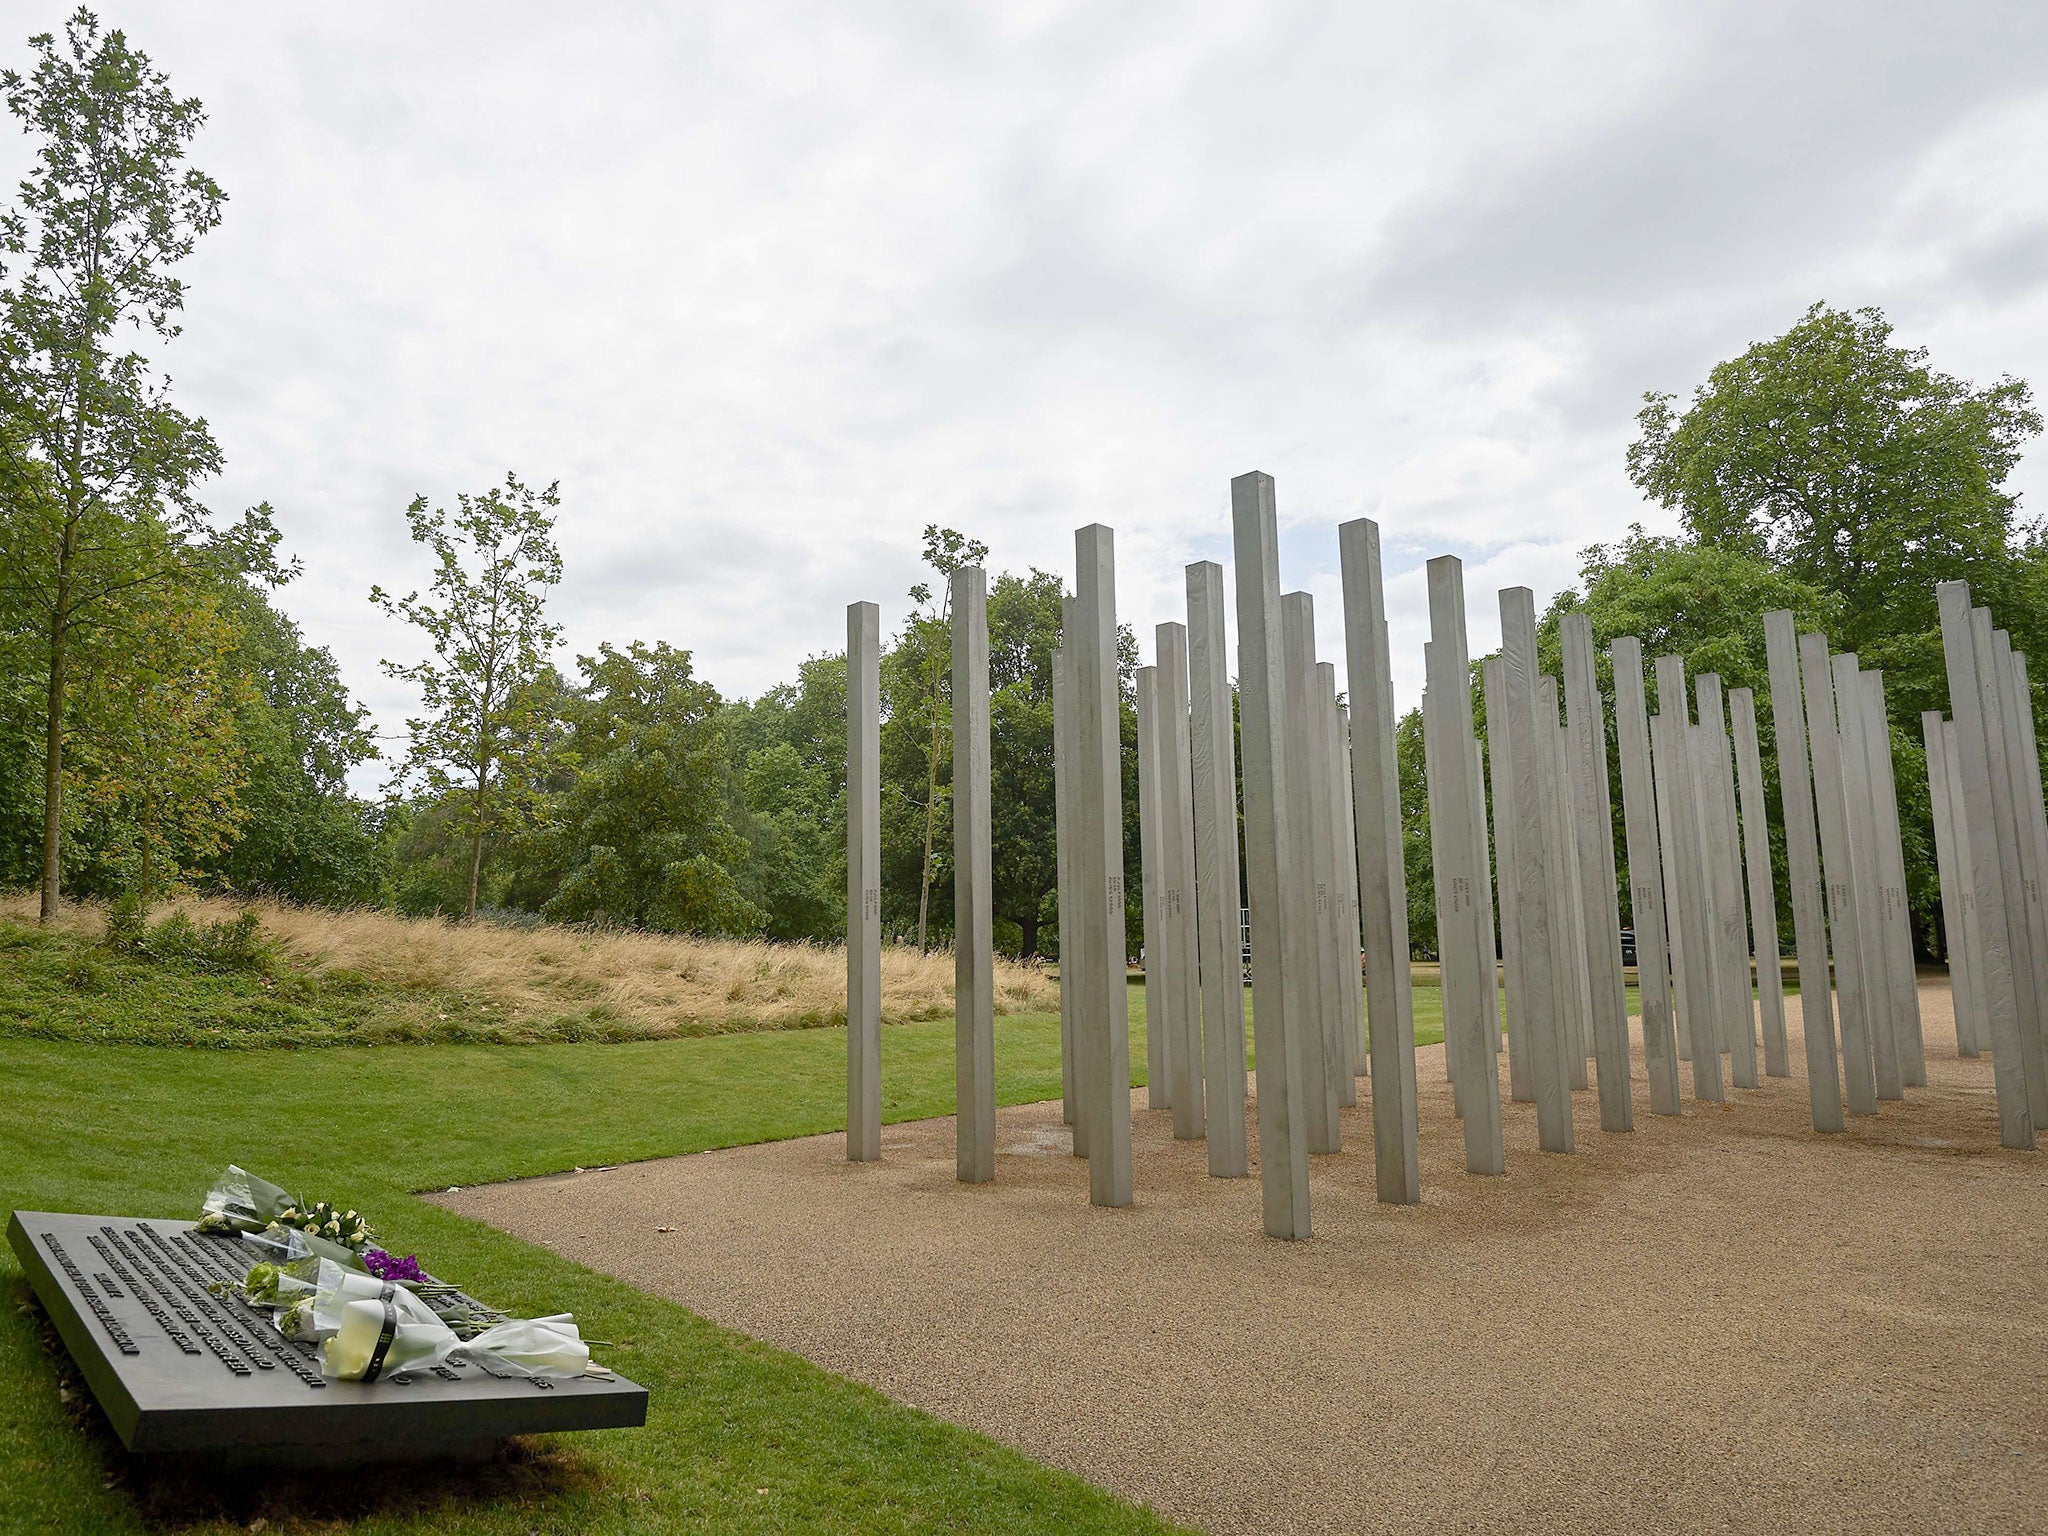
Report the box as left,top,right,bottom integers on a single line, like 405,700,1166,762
307,1262,596,1382
276,1199,372,1253
188,1167,610,1383
311,1259,459,1380
193,1165,375,1272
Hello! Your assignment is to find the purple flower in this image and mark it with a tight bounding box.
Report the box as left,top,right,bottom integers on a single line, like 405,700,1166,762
362,1248,425,1283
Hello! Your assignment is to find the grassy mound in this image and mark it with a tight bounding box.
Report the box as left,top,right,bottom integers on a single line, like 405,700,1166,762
0,894,1059,1049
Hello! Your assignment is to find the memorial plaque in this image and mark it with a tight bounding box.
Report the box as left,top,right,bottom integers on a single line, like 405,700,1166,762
11,1211,647,1459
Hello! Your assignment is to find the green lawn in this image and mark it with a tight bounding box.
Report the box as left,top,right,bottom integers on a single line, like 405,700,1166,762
0,1001,1205,1535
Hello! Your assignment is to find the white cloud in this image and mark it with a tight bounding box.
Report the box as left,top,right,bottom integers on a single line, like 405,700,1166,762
3,1,2043,790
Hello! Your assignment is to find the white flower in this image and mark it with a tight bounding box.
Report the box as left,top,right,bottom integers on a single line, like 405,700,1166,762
303,1221,318,1234
324,1220,340,1235
344,1210,357,1221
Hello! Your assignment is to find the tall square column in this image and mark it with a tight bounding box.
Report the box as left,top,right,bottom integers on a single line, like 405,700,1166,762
1611,637,1681,1115
1562,613,1632,1131
1653,655,1724,1102
1321,662,1365,1108
1231,474,1311,1237
1762,612,1843,1131
1988,624,2048,1117
845,601,882,1163
1542,677,1593,1090
1283,594,1340,1153
1158,623,1205,1139
1136,664,1169,1110
1500,589,1572,1150
1338,520,1419,1202
1801,636,1878,1115
1052,630,1078,1141
1074,527,1133,1206
1834,653,1901,1103
1697,676,1758,1089
1426,557,1504,1175
1728,687,1790,1078
1483,656,1535,1105
1861,670,1924,1087
1924,710,1982,1058
1187,562,1248,1177
952,568,995,1183
1935,582,2032,1145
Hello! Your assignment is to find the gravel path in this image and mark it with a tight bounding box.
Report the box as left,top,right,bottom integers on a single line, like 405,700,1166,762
439,979,2048,1534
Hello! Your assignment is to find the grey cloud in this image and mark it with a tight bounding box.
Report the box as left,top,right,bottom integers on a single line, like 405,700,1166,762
1355,1,2048,326
1,1,2040,795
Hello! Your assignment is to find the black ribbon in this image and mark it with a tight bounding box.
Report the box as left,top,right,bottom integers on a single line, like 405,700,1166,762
360,1283,400,1383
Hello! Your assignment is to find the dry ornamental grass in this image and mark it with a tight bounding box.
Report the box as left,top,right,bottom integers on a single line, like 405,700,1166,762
1,892,1057,1041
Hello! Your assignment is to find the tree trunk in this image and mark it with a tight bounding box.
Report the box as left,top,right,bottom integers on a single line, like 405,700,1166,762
37,559,72,924
1019,910,1039,959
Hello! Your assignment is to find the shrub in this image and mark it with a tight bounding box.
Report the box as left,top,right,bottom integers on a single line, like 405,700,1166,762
105,901,278,975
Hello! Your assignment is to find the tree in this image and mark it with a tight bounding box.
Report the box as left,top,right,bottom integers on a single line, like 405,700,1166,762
1628,302,2042,722
532,640,761,935
203,578,380,904
64,584,250,903
1533,528,1842,945
1538,527,1841,715
903,524,988,950
986,570,1061,956
1395,706,1433,958
1625,303,2044,955
729,652,847,943
0,11,283,920
372,474,564,921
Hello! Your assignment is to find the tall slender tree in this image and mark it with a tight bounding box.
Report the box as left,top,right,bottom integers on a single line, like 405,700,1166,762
903,524,986,950
372,474,564,921
0,10,283,920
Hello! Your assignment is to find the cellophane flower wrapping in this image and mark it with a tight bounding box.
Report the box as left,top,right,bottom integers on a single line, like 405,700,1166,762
195,1165,299,1235
321,1298,459,1382
455,1315,592,1379
309,1259,445,1340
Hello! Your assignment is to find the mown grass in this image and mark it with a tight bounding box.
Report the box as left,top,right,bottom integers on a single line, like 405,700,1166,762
1,1012,1197,1535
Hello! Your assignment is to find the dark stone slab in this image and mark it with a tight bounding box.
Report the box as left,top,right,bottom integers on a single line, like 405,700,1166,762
10,1211,648,1457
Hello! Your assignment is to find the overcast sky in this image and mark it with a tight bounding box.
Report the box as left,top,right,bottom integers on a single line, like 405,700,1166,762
7,2,2047,791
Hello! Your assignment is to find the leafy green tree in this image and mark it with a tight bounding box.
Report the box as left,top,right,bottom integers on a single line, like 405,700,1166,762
1624,303,2043,954
739,740,840,942
1538,528,1841,715
729,652,847,943
378,797,487,919
1395,706,1434,958
987,570,1062,956
0,12,283,919
204,579,380,904
1533,528,1841,944
1629,301,2042,722
64,583,250,903
372,474,564,921
533,641,761,935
